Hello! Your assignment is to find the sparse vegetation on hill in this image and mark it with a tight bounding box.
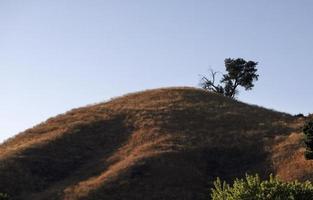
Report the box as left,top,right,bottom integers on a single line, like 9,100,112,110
211,174,313,200
0,87,310,200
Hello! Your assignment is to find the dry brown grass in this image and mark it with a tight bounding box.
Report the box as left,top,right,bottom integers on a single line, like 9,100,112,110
0,87,310,200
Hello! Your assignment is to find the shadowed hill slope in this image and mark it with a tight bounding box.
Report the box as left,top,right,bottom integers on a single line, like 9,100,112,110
0,87,311,200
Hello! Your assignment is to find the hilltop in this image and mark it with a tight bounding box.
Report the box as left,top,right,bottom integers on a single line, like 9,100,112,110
0,87,312,200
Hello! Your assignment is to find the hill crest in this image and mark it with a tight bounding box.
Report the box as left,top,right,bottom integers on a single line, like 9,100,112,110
0,87,311,200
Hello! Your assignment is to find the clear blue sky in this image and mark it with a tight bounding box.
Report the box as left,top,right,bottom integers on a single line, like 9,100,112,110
1,0,313,142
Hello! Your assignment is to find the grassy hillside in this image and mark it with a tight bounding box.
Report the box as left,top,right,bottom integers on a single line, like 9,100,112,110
0,87,311,200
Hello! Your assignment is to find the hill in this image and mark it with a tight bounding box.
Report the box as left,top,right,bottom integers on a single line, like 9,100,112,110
0,87,312,200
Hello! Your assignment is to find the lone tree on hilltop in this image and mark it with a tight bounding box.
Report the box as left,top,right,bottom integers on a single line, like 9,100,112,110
303,121,313,160
200,58,259,98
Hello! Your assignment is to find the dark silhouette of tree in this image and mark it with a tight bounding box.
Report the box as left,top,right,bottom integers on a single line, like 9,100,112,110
200,58,259,98
303,121,313,160
200,69,225,94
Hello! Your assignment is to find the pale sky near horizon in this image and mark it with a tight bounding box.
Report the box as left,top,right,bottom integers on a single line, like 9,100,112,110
1,0,313,142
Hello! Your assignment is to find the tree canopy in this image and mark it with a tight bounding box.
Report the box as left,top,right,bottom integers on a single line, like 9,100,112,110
201,58,259,98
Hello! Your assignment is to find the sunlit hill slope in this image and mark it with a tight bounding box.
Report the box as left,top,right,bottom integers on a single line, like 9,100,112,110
0,87,312,200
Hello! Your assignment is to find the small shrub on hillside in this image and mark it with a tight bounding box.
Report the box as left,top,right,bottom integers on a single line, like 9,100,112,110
303,121,313,160
294,113,304,118
210,174,313,200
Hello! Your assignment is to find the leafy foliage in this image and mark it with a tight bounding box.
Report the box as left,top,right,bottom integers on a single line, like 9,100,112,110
0,193,9,200
303,121,313,160
201,58,259,98
211,174,313,200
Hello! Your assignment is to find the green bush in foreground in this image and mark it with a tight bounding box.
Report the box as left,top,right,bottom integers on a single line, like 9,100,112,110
211,174,313,200
0,193,9,200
